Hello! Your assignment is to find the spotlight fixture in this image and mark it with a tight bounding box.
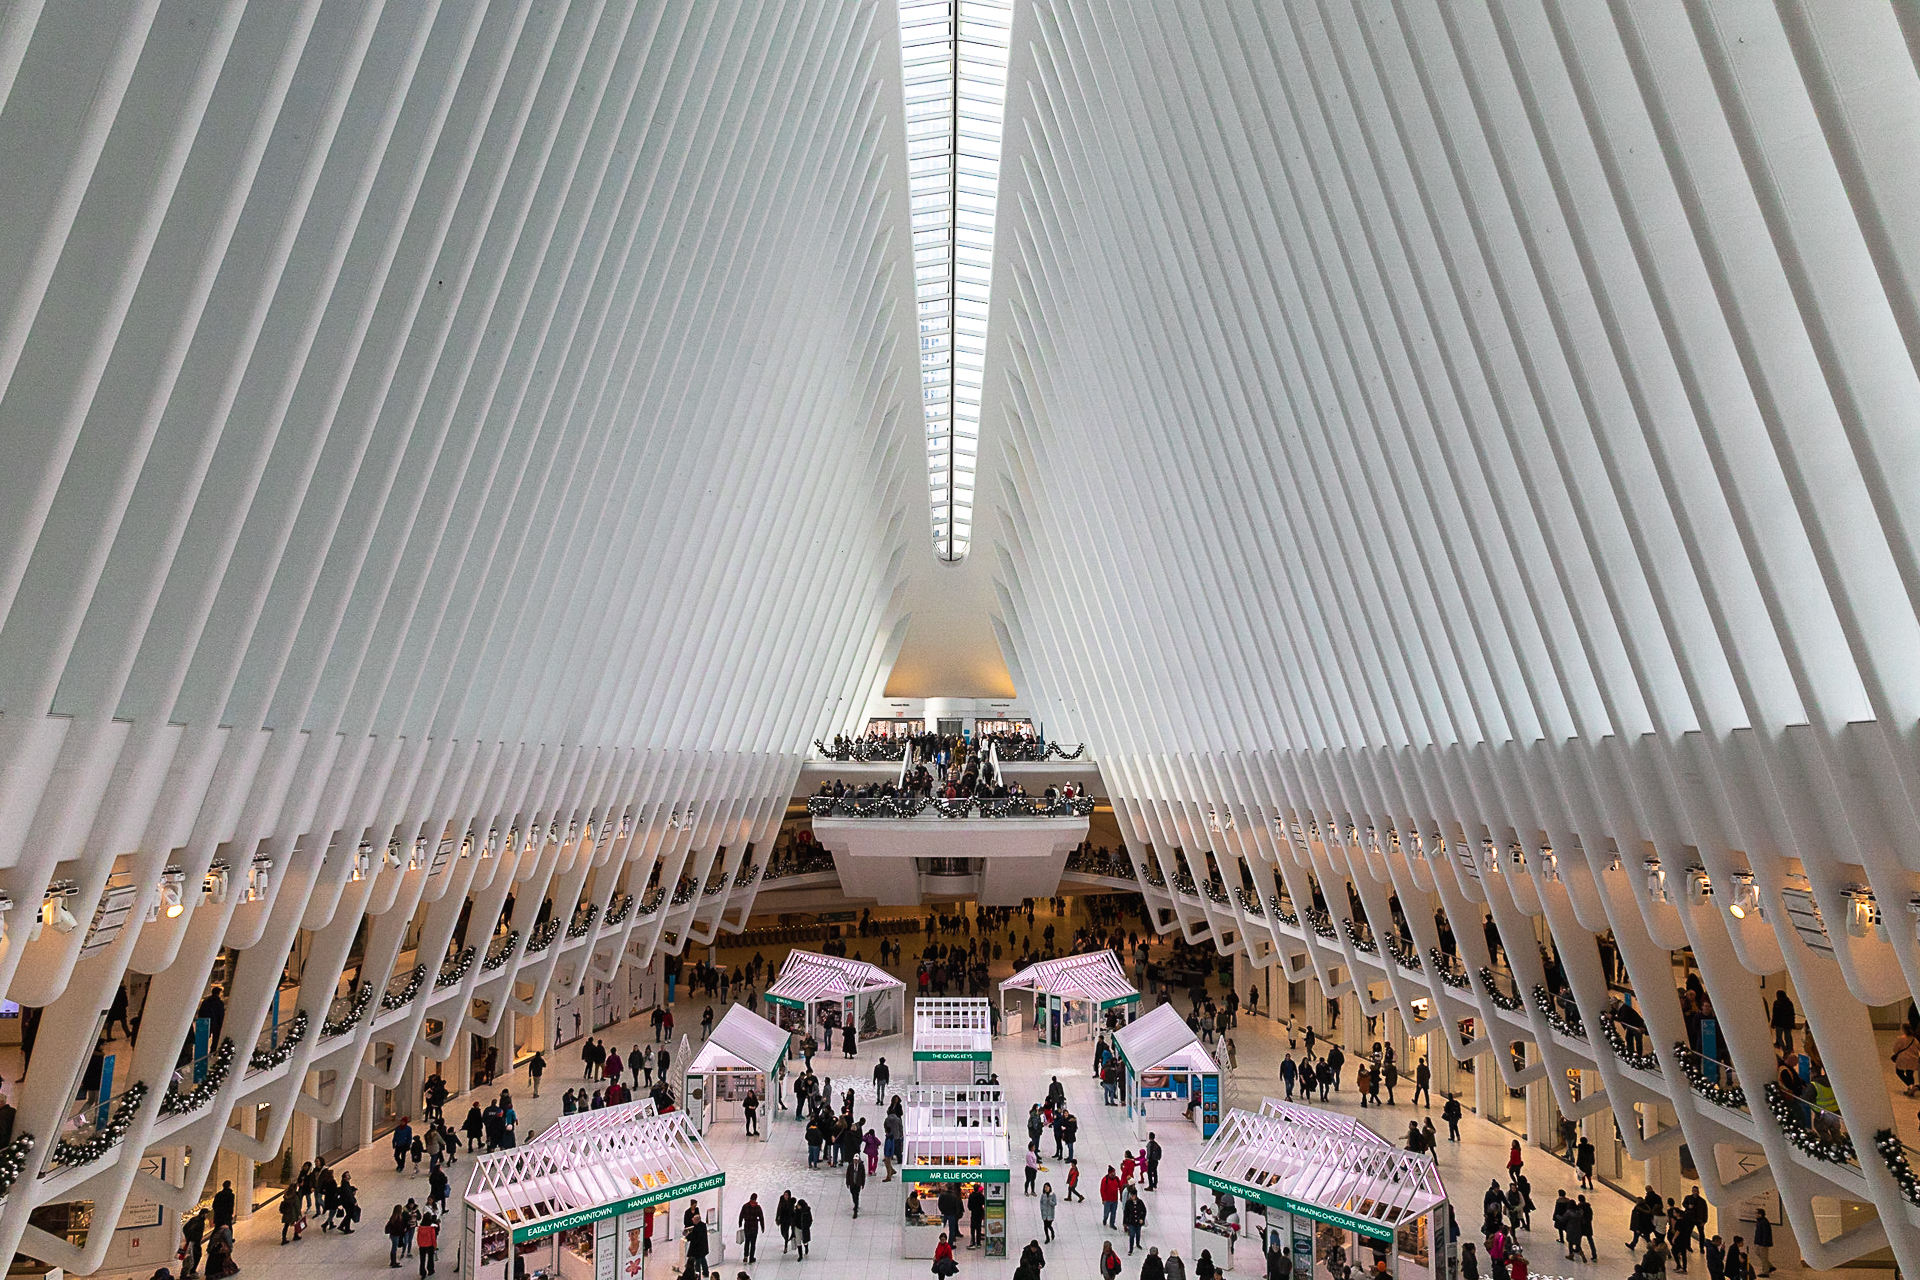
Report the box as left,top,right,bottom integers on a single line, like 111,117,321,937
204,864,231,906
484,828,499,858
157,870,186,919
47,897,79,933
1848,887,1878,938
1483,839,1502,876
1644,858,1669,904
1727,872,1760,920
1685,865,1712,907
408,839,427,873
246,856,272,903
351,842,372,882
383,840,403,870
1538,846,1560,883
618,813,633,839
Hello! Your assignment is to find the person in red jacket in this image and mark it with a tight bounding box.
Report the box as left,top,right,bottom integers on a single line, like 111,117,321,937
1100,1166,1123,1228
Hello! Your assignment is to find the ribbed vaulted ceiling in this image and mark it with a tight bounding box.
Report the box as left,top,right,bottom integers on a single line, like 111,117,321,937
2,0,1920,1270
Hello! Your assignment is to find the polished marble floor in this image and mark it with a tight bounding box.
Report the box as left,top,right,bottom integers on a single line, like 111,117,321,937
180,924,1830,1280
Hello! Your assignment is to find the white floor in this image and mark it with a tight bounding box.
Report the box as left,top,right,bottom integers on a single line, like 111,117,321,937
187,946,1830,1280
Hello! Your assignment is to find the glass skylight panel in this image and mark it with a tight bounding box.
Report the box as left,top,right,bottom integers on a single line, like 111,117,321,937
899,0,1012,561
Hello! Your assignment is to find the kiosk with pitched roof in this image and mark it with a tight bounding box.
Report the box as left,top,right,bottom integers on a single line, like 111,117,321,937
912,996,995,1084
763,950,906,1049
685,1004,790,1138
999,951,1141,1045
898,1089,1011,1260
463,1100,725,1280
1114,1001,1220,1137
1187,1101,1449,1277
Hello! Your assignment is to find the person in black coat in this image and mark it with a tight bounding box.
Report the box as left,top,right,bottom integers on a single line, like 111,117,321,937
211,1182,236,1228
845,1155,866,1216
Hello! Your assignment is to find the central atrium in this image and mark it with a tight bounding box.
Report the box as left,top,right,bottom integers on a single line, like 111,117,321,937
0,1,1914,1278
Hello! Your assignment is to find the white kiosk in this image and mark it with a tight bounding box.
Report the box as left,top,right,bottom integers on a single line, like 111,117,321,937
912,997,995,1084
999,951,1141,1045
684,1004,790,1138
1115,1002,1221,1137
1187,1101,1448,1278
764,950,906,1051
898,1092,1011,1261
463,1100,726,1280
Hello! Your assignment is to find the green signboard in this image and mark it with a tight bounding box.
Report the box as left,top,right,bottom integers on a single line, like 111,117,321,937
510,1171,726,1243
902,1167,1011,1183
763,993,805,1009
1186,1170,1391,1242
912,1049,993,1061
1099,993,1143,1010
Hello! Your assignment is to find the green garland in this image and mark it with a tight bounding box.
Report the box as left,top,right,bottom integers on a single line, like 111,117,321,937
482,930,520,972
161,1041,234,1116
1875,1129,1920,1206
0,1133,34,1200
1429,950,1469,989
250,1010,310,1072
1478,968,1522,1011
49,1081,149,1169
1304,908,1336,939
1597,1013,1659,1072
1342,919,1378,954
321,983,375,1039
1764,1082,1854,1164
605,893,634,925
526,919,560,953
436,947,476,988
381,965,427,1011
1531,985,1586,1039
567,904,599,939
1676,1042,1747,1110
1385,936,1422,971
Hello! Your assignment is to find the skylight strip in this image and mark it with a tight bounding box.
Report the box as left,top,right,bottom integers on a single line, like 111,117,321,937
899,0,1012,561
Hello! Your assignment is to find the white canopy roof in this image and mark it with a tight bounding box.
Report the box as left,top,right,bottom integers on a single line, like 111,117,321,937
766,950,906,1007
465,1102,722,1243
1114,1001,1215,1074
904,1085,1005,1133
688,1004,790,1076
533,1096,658,1145
1187,1102,1447,1242
1000,951,1139,1007
914,997,994,1057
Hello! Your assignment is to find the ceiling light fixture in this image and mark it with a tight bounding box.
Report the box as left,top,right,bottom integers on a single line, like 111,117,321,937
1727,872,1759,920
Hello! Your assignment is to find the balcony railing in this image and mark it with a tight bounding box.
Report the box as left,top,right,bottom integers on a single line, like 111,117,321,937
568,904,600,936
525,920,560,953
814,737,907,762
1478,967,1522,1011
1765,1081,1856,1166
807,793,1094,819
991,739,1085,762
604,893,633,925
436,947,475,988
160,1040,234,1116
482,931,520,972
1598,1012,1658,1072
1531,985,1585,1039
1384,934,1421,972
248,1010,308,1072
46,1080,148,1174
765,848,835,880
1235,887,1263,915
1343,919,1377,954
1674,1044,1748,1112
1428,949,1469,989
381,965,427,1011
322,983,375,1039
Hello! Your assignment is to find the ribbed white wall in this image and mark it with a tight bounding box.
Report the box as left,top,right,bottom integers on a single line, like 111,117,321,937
985,0,1920,1265
0,2,919,1270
